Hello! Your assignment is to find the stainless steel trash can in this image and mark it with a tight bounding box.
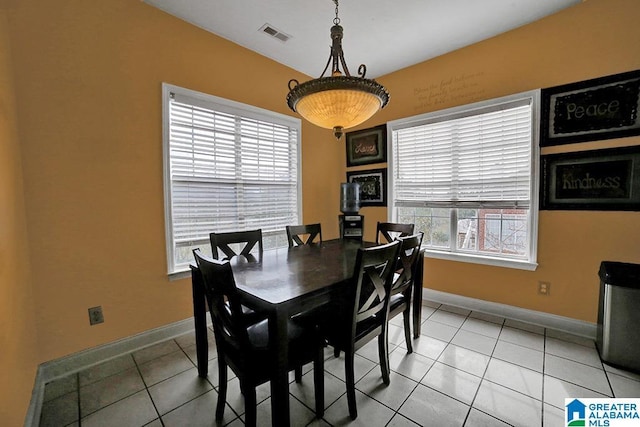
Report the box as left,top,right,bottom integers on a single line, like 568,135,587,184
596,261,640,373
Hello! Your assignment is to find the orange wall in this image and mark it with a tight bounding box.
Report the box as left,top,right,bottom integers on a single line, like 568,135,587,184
0,9,38,426
366,0,640,322
3,3,640,423
6,0,341,366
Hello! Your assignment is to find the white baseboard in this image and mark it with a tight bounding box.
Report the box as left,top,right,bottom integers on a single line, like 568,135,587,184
24,317,198,427
423,289,597,339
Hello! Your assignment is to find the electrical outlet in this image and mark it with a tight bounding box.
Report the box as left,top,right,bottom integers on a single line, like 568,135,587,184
88,306,104,325
538,281,551,296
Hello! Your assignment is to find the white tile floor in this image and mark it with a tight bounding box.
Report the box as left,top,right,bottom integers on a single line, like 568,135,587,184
39,301,640,427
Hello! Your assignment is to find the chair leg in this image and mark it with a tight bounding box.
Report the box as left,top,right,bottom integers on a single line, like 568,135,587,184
313,345,325,418
378,330,391,386
345,350,357,420
243,385,257,427
216,359,228,420
295,365,303,383
403,308,413,354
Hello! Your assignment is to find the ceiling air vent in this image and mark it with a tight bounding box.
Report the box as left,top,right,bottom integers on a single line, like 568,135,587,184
260,24,290,43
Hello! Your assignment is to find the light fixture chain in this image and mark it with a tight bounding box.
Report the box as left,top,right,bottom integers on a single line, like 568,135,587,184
333,0,340,25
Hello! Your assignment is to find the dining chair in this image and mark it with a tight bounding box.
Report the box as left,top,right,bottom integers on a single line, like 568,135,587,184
375,222,415,244
209,229,266,323
388,232,424,354
209,229,263,262
304,240,401,420
286,223,322,247
192,249,325,426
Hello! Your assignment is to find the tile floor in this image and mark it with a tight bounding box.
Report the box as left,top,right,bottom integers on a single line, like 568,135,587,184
39,301,640,427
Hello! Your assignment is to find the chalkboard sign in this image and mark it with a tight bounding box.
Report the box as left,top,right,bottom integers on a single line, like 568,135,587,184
541,145,640,211
554,160,631,200
541,70,640,146
346,125,387,167
346,168,387,207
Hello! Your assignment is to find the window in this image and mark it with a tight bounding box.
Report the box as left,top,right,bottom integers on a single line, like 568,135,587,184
388,91,539,270
163,84,301,275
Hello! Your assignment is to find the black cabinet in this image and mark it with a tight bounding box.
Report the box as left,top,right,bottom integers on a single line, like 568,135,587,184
339,215,364,241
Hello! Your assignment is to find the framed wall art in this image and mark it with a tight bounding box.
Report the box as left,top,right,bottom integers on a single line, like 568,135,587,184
345,124,387,167
540,69,640,146
346,168,387,207
540,145,640,211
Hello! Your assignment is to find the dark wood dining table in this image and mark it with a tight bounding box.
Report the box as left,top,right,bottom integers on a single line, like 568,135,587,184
190,238,424,426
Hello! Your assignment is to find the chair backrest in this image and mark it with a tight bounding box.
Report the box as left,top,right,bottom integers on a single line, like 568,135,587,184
376,222,415,244
209,229,263,261
392,233,424,294
193,249,251,351
347,240,401,341
286,223,322,247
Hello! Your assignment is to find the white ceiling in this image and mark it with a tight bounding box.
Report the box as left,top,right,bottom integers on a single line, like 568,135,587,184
142,0,581,79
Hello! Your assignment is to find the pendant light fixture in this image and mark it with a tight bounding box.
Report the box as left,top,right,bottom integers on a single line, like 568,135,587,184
286,0,389,139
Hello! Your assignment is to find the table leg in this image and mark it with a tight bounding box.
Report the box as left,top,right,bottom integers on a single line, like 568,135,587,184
413,251,425,338
269,308,290,426
191,266,209,378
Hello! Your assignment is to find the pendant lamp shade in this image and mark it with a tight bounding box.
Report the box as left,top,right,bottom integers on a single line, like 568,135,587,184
286,3,389,139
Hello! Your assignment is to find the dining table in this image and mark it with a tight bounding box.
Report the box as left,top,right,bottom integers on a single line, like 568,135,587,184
190,238,424,426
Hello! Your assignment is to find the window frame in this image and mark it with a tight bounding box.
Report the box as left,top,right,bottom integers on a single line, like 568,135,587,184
162,83,302,278
387,90,540,271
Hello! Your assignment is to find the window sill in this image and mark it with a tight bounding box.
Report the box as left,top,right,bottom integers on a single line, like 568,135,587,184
168,269,191,281
424,249,538,271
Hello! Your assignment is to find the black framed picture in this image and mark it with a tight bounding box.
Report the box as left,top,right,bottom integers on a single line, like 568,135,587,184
540,69,640,146
540,145,640,211
345,125,387,167
346,168,387,207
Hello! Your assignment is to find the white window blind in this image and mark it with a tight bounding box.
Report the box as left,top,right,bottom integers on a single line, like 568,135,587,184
393,100,532,208
163,84,301,274
389,91,539,270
